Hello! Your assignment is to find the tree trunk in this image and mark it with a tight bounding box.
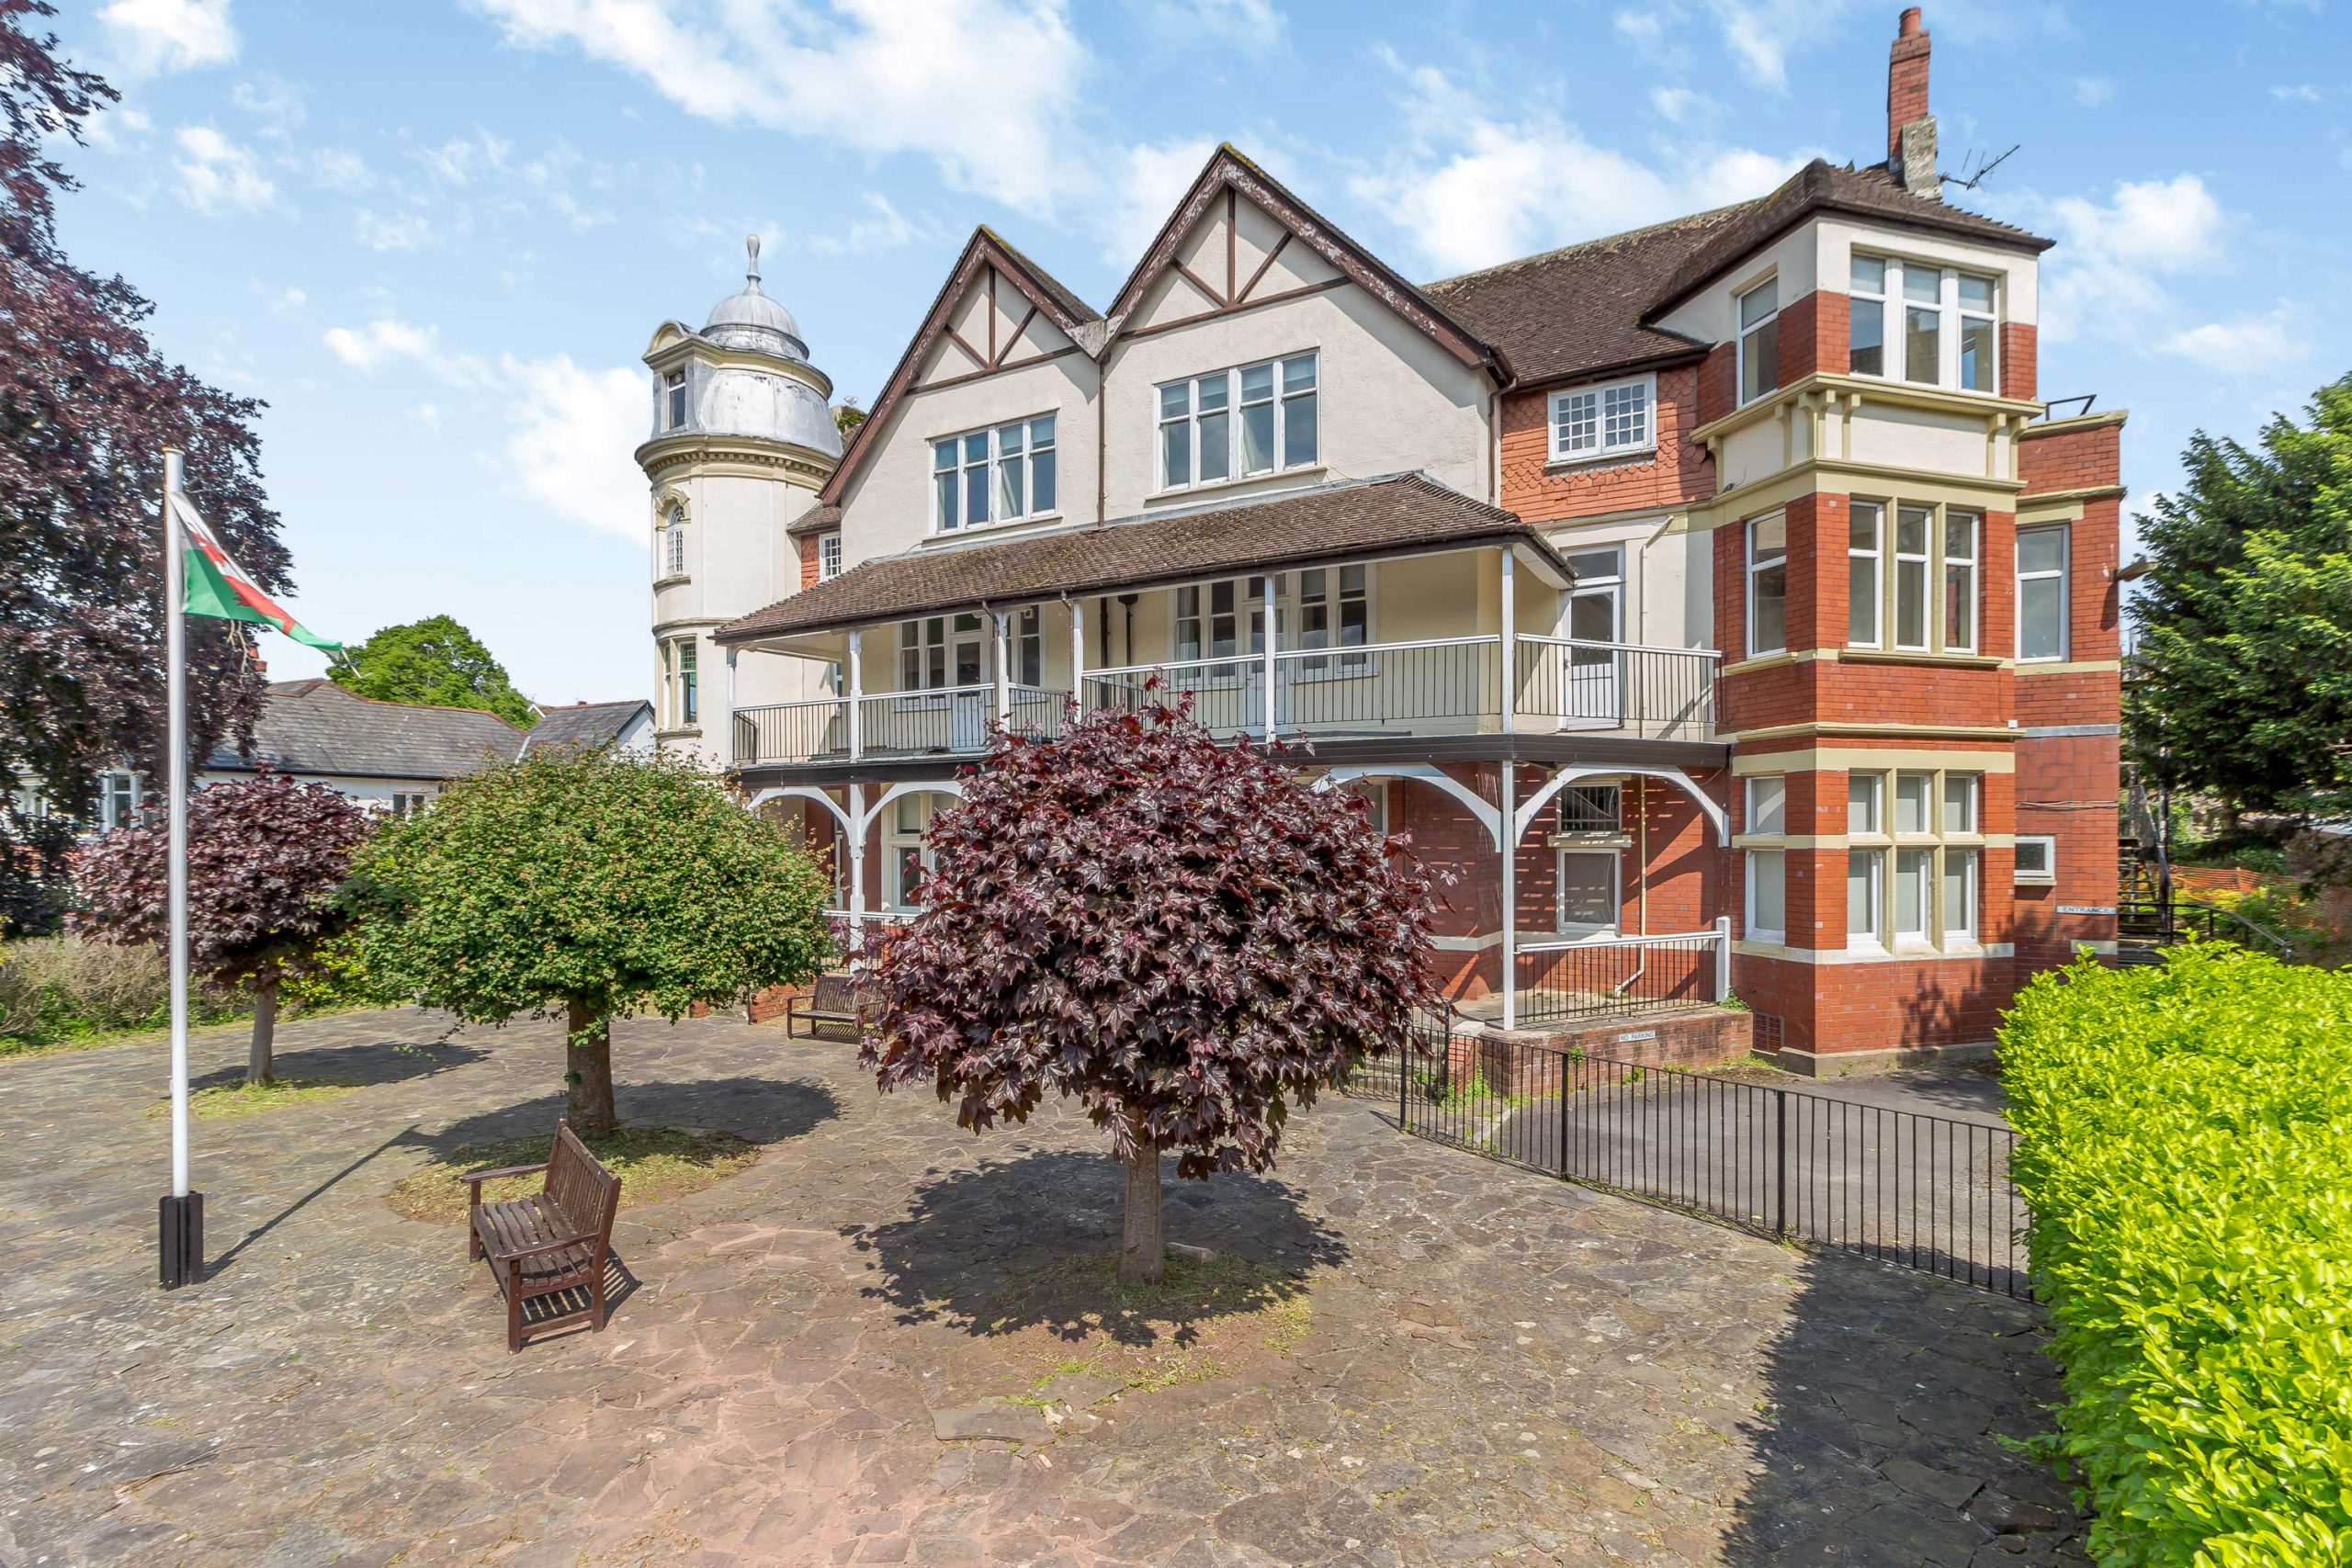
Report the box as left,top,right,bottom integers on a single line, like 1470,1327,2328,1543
564,1000,618,1138
246,971,278,1088
1119,1133,1164,1286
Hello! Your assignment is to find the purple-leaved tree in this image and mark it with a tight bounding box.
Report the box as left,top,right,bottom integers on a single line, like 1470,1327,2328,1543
861,696,1440,1284
73,774,370,1086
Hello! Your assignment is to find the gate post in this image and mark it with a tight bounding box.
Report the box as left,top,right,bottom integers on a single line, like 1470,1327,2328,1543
1773,1088,1789,1238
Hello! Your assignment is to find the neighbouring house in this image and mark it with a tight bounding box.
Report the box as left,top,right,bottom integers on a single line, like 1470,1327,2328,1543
199,680,526,817
522,699,657,756
641,6,2121,1074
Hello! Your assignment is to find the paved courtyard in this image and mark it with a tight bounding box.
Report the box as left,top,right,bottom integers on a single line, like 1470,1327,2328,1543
0,1008,2082,1566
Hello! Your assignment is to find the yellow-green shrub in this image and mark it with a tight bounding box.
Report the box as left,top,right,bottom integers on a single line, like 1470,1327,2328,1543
2001,944,2352,1567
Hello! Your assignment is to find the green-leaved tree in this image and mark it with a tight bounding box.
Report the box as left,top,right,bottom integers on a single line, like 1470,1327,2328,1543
2127,372,2352,817
329,615,537,729
346,751,832,1134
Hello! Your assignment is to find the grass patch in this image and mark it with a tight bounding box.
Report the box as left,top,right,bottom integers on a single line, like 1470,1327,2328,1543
386,1125,759,1224
978,1250,1316,1395
143,1078,363,1120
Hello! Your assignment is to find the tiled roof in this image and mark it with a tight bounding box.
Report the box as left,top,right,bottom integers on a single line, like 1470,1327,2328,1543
980,227,1102,325
203,681,525,781
524,700,650,752
718,474,1558,642
786,502,843,539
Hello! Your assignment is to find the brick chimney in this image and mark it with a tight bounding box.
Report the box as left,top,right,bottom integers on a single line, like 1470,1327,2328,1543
1886,7,1939,200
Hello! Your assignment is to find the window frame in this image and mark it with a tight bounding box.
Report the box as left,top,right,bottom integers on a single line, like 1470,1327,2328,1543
2014,834,2057,885
1547,372,1657,465
1555,847,1623,938
1846,251,2001,396
1847,501,1883,648
817,532,842,581
2016,524,2069,662
1747,513,1788,657
1858,497,1981,656
1742,773,1788,946
1845,764,1986,952
930,412,1059,535
1156,353,1319,494
660,507,687,581
1736,276,1780,406
663,369,688,431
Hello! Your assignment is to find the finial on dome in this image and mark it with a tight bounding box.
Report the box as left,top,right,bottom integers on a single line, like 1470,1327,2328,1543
745,233,763,294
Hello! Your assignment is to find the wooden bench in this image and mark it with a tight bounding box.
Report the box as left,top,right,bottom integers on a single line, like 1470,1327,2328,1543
466,1121,622,1352
785,972,867,1040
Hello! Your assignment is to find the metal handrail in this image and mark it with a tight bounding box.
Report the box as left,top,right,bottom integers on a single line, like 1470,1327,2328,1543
1515,634,1724,661
1516,928,1725,953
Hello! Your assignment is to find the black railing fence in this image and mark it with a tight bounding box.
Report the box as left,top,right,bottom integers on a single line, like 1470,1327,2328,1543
1348,1022,2028,1296
1514,934,1719,1023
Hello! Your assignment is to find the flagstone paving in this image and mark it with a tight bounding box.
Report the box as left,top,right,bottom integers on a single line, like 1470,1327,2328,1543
0,1008,2084,1566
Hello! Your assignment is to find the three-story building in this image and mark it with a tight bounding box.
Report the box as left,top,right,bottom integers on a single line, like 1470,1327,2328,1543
658,7,2122,1074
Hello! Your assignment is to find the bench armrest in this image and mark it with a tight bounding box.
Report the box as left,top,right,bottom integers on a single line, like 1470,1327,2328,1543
465,1162,548,1194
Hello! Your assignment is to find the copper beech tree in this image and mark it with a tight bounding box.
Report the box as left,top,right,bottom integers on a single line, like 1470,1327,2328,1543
861,697,1441,1285
72,774,371,1086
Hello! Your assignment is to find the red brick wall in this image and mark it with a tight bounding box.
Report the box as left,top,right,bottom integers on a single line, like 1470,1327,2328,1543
1697,342,1736,429
1500,365,1713,524
1780,289,1842,383
797,532,823,590
2018,420,2120,496
2000,322,2037,402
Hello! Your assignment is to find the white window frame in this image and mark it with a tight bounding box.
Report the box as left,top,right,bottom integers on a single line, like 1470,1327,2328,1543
1742,774,1788,946
661,508,687,581
1747,513,1788,657
665,637,699,728
2014,834,2057,885
1894,504,1932,651
1848,254,1889,378
1943,510,1979,655
1548,373,1657,464
884,793,939,912
898,614,987,693
1736,276,1780,405
1847,502,1883,648
1156,352,1318,494
2016,525,2069,662
1290,563,1371,677
1848,252,2000,396
818,532,842,581
663,369,688,431
931,413,1058,535
97,770,141,831
1847,765,1986,951
1555,848,1623,938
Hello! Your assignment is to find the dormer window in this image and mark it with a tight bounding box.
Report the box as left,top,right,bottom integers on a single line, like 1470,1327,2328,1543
1849,254,1998,393
932,414,1057,534
818,532,842,580
1549,373,1655,463
664,370,688,430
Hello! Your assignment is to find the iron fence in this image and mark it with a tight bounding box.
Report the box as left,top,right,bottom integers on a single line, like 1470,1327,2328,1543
1350,1023,2028,1296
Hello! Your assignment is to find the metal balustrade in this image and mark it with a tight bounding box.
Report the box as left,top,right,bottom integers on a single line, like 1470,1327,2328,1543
1510,929,1727,1023
1080,654,1267,739
1271,637,1502,736
734,697,847,767
1515,636,1718,739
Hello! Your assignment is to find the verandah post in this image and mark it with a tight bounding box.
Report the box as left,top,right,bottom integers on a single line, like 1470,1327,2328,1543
723,646,739,770
846,627,864,761
1714,914,1732,1001
1500,762,1518,1032
1499,546,1516,733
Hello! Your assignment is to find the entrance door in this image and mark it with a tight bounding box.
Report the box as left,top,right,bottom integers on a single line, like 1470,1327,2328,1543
1561,547,1623,728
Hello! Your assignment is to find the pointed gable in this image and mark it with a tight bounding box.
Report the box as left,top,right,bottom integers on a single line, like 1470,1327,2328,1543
1103,144,1506,379
820,228,1102,504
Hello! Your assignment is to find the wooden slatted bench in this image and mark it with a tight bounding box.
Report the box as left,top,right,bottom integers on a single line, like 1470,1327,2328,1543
466,1121,622,1352
785,972,867,1040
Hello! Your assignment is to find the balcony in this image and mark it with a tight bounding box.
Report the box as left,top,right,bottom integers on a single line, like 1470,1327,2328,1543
733,635,1717,768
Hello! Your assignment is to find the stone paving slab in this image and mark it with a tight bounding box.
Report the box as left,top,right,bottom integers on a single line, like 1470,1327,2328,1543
0,1009,2084,1565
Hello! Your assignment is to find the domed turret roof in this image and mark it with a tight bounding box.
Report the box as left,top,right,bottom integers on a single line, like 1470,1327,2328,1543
703,235,809,360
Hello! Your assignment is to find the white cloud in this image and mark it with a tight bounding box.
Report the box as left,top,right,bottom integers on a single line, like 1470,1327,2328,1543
467,0,1091,215
84,104,155,151
267,286,308,316
1141,0,1285,58
2270,83,2324,103
230,74,305,131
1352,62,1809,275
421,130,512,186
409,402,443,431
172,126,277,215
797,192,919,256
354,209,434,252
1704,0,1863,92
496,355,647,539
2046,175,2226,273
1100,139,1216,263
2073,76,2116,107
322,318,440,373
2024,174,2248,353
99,0,236,76
1649,86,1714,124
309,148,374,192
2164,311,2312,374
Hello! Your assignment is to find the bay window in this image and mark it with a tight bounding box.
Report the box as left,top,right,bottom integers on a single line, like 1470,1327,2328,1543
1847,766,1984,950
1159,353,1317,491
1848,502,1883,646
1849,256,1887,377
1858,501,1977,654
1550,373,1656,462
1737,278,1779,405
932,414,1057,533
1849,252,2000,394
1743,775,1787,945
1747,513,1787,656
1943,511,1977,654
2016,525,2068,661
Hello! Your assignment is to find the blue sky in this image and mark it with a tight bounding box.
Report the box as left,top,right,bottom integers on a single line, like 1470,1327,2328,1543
49,0,2352,704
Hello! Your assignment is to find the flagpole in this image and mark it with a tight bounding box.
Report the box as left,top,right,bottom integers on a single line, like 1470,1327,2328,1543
159,448,202,1289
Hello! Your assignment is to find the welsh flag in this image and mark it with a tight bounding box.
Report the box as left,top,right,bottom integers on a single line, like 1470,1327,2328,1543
169,493,340,650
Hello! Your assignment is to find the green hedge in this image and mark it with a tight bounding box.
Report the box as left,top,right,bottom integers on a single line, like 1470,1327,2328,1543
2001,944,2352,1567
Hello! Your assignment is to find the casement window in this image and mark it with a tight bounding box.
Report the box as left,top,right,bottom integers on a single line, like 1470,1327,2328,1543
1849,254,1999,394
1943,510,1978,654
2015,834,2056,884
1747,513,1788,656
1847,766,1984,950
1012,605,1044,687
1894,504,1931,649
97,770,141,831
1174,577,1268,671
885,794,939,911
899,614,986,691
1338,777,1390,836
1557,850,1621,936
1744,775,1788,945
1848,502,1883,646
661,508,687,580
1292,564,1369,674
663,370,688,430
1173,568,1372,673
390,792,430,819
818,532,842,581
2016,525,2068,661
1158,353,1317,491
932,413,1057,533
1737,277,1780,405
661,638,698,728
1549,373,1656,463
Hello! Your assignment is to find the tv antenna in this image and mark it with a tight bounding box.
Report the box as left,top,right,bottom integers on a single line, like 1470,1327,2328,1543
1947,143,2020,192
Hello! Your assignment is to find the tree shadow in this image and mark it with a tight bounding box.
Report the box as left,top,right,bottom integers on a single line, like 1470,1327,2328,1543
188,1038,490,1094
850,1148,1349,1346
402,1075,842,1158
1719,1248,2086,1564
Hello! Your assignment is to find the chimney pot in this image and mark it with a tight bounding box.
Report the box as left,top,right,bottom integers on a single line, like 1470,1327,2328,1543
1898,6,1922,36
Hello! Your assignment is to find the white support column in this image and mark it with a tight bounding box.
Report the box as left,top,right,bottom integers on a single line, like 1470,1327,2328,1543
846,782,867,952
1499,546,1517,734
992,611,1012,726
722,647,739,770
1261,582,1280,744
846,628,864,761
163,450,189,1201
1499,761,1518,1032
1714,914,1733,1001
1069,599,1086,717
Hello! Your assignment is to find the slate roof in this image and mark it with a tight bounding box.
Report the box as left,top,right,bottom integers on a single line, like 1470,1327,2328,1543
203,681,526,781
524,700,651,753
718,474,1562,643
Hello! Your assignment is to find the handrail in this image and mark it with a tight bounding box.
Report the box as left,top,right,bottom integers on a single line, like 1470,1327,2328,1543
1515,634,1724,661
736,695,845,714
1272,634,1502,657
2119,896,2295,958
1515,928,1724,953
1083,652,1261,681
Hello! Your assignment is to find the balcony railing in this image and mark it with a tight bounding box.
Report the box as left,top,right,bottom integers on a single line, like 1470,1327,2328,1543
733,634,1717,766
1511,925,1731,1024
